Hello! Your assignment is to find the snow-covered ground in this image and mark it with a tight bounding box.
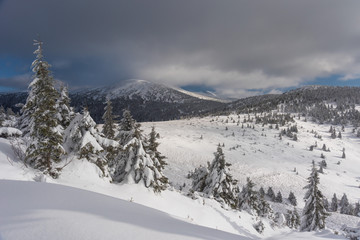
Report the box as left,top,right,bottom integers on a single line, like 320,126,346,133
1,113,359,240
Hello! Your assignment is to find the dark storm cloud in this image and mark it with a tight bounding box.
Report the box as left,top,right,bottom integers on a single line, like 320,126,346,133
1,0,360,96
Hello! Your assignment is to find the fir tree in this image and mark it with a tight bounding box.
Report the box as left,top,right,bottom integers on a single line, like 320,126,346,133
275,191,283,203
23,40,64,178
102,99,116,139
286,208,301,229
300,163,329,231
267,187,275,201
288,191,297,206
340,193,353,215
113,109,168,192
354,202,360,217
146,126,167,173
238,177,260,214
56,84,73,128
190,146,238,208
259,187,265,198
331,193,338,212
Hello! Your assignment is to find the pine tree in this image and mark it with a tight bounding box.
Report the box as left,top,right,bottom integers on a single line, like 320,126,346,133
238,177,260,214
354,202,360,217
23,40,64,178
267,187,275,201
146,126,167,173
331,193,338,212
102,99,116,139
275,191,283,203
300,163,329,231
63,108,116,176
190,146,238,208
288,191,297,206
56,84,73,128
113,109,168,192
259,187,265,198
286,208,301,229
340,193,353,215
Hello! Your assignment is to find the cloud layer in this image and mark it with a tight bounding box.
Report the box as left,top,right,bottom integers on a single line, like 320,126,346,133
1,0,360,97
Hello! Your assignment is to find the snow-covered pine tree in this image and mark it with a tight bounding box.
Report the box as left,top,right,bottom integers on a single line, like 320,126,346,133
300,162,329,231
102,99,116,139
188,165,209,192
190,146,238,208
238,177,260,214
275,191,283,203
63,107,118,176
331,193,338,212
146,126,167,172
56,84,73,128
354,202,360,217
286,208,301,229
23,40,64,178
339,193,353,215
113,109,168,192
288,191,297,206
267,187,276,201
259,186,265,198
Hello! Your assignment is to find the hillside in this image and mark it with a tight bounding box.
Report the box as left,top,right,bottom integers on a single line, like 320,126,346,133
1,109,360,239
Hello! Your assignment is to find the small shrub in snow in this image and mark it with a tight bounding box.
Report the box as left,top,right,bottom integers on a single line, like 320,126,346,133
253,221,265,234
342,224,360,240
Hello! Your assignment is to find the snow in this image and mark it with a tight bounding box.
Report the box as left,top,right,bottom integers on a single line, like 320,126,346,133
1,112,359,239
0,127,22,137
0,180,243,240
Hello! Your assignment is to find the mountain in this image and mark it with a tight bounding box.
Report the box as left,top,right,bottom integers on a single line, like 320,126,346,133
0,79,226,122
1,83,360,124
70,79,227,122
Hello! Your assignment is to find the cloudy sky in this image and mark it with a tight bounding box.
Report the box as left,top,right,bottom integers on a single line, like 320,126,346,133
1,0,360,97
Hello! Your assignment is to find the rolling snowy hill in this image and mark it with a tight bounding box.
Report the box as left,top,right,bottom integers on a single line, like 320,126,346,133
1,110,359,239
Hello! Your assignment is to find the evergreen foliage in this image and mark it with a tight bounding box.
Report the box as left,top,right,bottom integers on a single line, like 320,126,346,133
275,191,283,203
286,208,301,229
300,163,329,231
331,193,338,212
113,110,168,192
238,177,272,216
102,99,116,139
189,146,238,208
56,84,73,128
288,191,297,206
23,40,64,178
267,187,276,201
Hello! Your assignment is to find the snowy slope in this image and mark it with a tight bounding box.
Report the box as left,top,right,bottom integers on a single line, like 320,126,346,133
0,180,243,240
1,111,360,239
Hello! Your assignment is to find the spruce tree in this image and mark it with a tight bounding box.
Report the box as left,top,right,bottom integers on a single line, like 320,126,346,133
113,110,168,192
300,163,329,231
146,126,166,171
331,193,338,212
238,177,260,214
275,191,283,203
63,108,116,176
190,146,238,208
56,84,73,128
288,191,297,206
259,187,265,199
267,187,276,201
23,40,64,178
102,99,116,139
